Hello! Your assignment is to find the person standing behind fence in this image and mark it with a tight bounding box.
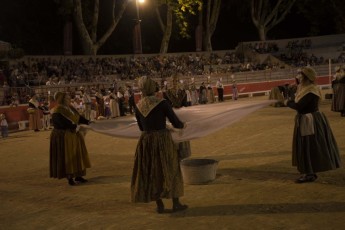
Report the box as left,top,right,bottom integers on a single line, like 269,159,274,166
27,93,42,132
2,81,10,106
199,82,207,104
117,87,126,116
284,66,341,183
131,76,188,214
127,86,135,114
216,78,224,102
50,91,91,186
232,79,238,100
0,113,8,138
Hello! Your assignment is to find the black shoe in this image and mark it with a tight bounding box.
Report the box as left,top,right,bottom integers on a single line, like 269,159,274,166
156,199,165,214
295,174,317,183
172,203,188,212
156,206,165,214
68,178,76,186
75,177,88,183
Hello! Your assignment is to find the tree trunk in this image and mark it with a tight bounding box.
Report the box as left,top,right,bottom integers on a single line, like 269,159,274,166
251,0,296,41
203,0,221,52
160,4,173,54
73,0,129,55
73,0,94,54
203,0,211,51
63,18,73,55
259,26,266,41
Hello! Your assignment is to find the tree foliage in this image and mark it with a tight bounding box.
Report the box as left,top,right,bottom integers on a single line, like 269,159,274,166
203,0,222,51
173,0,202,38
153,0,202,53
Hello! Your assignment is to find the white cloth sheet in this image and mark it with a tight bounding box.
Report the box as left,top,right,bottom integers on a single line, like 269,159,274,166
88,100,275,142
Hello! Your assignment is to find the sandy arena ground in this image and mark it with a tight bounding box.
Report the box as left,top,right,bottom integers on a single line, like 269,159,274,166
1,94,345,230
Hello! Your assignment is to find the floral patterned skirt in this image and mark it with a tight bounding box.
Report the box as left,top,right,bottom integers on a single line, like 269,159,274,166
131,129,184,203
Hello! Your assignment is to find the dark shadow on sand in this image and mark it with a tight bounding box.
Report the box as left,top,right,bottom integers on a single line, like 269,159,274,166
171,202,345,217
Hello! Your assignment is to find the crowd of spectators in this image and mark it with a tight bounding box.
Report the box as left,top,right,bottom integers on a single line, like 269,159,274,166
1,37,344,106
0,52,243,88
246,42,280,54
279,52,325,67
336,52,345,63
286,39,312,50
277,39,326,67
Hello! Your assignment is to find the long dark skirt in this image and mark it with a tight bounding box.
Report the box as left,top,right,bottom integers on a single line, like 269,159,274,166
50,129,90,179
292,111,341,174
28,110,42,130
331,83,345,112
131,129,184,203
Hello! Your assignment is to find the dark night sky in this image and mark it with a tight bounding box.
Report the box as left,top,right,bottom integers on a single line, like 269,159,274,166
0,0,340,55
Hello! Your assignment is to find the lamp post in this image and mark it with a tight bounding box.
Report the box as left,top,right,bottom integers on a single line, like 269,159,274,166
133,0,144,54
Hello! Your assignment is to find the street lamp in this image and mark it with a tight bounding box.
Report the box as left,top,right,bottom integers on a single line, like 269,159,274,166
133,0,145,54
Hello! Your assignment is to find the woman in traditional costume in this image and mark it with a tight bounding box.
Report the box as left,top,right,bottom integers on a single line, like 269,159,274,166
199,82,207,104
28,94,42,131
207,84,215,103
190,79,198,105
131,76,188,213
331,66,345,117
95,91,105,118
285,67,341,183
163,75,186,108
163,76,192,161
109,89,120,118
50,92,91,186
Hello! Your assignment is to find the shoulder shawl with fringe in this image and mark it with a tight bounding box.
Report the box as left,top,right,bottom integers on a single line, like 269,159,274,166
294,84,321,103
165,89,185,108
136,96,164,117
29,99,39,108
336,73,345,81
52,105,80,124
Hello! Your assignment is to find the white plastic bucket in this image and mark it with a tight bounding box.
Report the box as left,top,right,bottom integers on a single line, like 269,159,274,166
180,158,218,185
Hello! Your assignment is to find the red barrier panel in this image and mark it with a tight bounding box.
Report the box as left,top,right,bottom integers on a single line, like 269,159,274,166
0,105,31,123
